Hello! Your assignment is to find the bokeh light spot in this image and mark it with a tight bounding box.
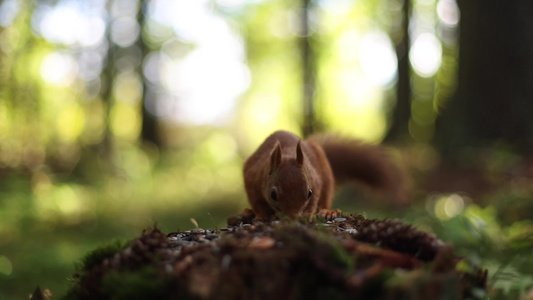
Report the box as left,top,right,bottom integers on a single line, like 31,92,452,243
409,33,442,78
111,16,140,48
37,2,106,47
41,52,79,86
56,104,85,143
432,193,465,220
110,102,141,140
113,71,143,104
0,0,19,27
437,0,460,27
359,32,398,87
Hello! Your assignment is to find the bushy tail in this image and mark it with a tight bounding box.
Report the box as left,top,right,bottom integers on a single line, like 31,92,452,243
310,134,411,206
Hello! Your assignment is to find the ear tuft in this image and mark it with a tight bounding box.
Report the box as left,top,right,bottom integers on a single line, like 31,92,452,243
296,140,304,165
269,142,282,174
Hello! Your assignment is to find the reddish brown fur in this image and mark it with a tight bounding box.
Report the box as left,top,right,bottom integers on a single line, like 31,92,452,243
310,134,411,206
243,131,410,220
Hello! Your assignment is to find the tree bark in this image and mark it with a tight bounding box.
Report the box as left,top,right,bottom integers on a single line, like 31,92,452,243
434,1,533,159
138,0,161,147
301,0,316,138
384,0,411,144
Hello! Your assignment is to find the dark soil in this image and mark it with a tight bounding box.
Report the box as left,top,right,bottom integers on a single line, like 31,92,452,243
56,211,487,300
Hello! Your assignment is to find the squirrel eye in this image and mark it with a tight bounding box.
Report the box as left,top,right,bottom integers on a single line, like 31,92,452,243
307,189,313,199
270,188,278,201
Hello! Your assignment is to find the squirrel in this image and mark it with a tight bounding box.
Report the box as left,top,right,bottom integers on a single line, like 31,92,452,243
242,130,410,220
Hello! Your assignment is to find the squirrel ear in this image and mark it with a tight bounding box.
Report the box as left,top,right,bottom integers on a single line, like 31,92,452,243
296,140,304,166
269,142,282,174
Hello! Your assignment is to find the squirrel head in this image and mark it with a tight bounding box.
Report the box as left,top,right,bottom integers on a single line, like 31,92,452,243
265,141,314,218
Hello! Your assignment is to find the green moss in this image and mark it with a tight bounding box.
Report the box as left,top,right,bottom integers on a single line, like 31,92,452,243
101,266,174,300
360,268,394,297
308,225,357,274
272,221,359,279
81,239,130,272
60,284,81,300
327,241,357,274
314,216,328,223
60,240,131,300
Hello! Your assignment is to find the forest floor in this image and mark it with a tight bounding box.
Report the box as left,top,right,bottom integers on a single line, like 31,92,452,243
43,210,488,300
10,149,533,300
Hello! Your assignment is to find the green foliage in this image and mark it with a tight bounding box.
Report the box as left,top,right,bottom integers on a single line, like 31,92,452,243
491,266,533,298
404,203,533,299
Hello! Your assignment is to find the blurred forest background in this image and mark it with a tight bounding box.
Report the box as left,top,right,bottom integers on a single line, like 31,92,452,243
1,0,533,298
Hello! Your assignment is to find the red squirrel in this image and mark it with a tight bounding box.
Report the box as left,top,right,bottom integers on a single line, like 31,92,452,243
243,130,410,220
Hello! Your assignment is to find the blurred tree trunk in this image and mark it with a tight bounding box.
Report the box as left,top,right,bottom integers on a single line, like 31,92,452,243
301,0,316,138
99,7,116,163
434,1,533,159
384,0,411,144
137,0,161,147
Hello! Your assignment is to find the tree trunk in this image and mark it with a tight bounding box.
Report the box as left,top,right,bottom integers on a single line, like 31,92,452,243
99,4,117,163
301,0,316,138
138,0,161,147
384,0,411,144
434,1,533,159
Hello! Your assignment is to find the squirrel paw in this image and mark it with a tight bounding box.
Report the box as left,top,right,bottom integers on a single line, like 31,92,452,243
317,208,342,220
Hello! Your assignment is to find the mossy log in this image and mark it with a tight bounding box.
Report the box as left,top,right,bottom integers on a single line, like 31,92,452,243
59,212,487,300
